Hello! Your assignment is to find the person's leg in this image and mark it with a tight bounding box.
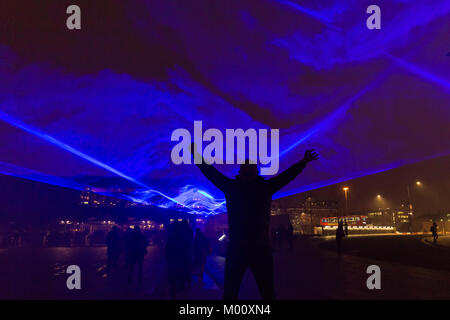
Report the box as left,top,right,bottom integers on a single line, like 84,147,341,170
223,248,247,300
180,257,187,291
106,254,112,273
250,248,275,300
138,261,143,283
128,261,135,283
113,252,120,267
167,261,176,299
186,256,192,289
199,257,207,286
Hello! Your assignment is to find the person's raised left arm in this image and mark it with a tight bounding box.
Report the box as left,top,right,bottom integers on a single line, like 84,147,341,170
267,149,319,194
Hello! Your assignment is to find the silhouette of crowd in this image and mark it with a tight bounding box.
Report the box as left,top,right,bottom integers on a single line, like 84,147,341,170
105,225,149,283
105,220,210,298
165,220,211,298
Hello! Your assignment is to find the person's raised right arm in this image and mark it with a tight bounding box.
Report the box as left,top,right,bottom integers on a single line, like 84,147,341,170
190,142,230,192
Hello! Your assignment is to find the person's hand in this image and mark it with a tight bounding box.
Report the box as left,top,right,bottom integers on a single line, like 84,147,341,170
303,149,319,163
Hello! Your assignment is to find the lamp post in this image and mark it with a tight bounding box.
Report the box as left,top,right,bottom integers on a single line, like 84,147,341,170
406,180,422,232
407,181,422,215
306,196,313,234
342,187,349,218
376,194,387,226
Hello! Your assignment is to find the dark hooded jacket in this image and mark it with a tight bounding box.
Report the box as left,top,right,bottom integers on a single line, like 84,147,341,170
196,160,307,248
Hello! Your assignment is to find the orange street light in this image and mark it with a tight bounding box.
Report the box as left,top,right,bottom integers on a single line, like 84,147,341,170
342,187,349,216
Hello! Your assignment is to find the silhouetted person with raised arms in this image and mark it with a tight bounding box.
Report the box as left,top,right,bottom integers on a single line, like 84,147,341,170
190,142,318,300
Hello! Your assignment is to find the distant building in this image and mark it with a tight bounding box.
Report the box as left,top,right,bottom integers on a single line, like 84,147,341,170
271,198,339,234
76,176,144,208
393,210,411,232
366,210,394,226
79,187,140,208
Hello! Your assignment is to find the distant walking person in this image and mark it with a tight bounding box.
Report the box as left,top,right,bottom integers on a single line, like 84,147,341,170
276,224,287,249
123,227,133,266
126,226,148,283
343,220,349,236
180,220,194,289
106,226,121,272
431,222,438,244
193,228,211,285
166,220,193,298
191,143,318,300
287,221,294,251
166,221,182,299
336,220,345,255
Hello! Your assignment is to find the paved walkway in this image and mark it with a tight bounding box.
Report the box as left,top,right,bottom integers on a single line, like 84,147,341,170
2,235,450,299
422,235,450,248
0,246,220,299
205,236,450,299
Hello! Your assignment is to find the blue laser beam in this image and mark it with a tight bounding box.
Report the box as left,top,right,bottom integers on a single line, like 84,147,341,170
274,0,449,92
133,185,227,214
0,160,154,204
279,63,395,157
385,54,450,91
197,190,215,200
0,109,213,214
276,0,339,30
1,2,447,215
0,110,149,189
0,160,86,191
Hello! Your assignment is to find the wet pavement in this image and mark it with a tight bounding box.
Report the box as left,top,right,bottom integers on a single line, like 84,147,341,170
1,234,450,299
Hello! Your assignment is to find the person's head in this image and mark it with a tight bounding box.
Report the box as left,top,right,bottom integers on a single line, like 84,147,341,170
134,225,141,232
112,226,119,232
238,159,258,180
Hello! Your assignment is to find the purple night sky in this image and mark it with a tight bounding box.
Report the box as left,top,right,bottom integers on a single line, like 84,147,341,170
0,0,448,214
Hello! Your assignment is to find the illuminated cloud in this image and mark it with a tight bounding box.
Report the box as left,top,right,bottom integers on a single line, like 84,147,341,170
0,1,448,214
273,0,450,69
